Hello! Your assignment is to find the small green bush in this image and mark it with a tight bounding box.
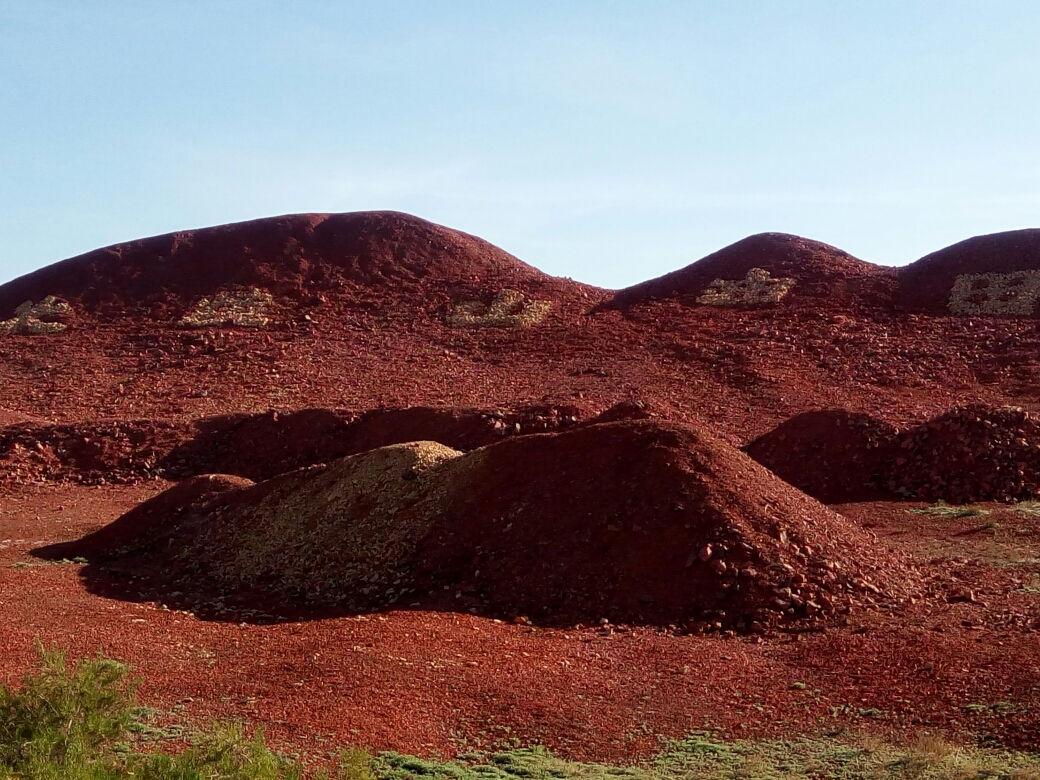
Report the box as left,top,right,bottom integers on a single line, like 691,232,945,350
0,642,135,772
3,644,1040,780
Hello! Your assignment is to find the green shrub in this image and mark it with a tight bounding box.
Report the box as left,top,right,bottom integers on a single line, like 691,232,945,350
0,643,135,773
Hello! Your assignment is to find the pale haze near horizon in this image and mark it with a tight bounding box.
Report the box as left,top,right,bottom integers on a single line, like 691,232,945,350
1,1,1038,290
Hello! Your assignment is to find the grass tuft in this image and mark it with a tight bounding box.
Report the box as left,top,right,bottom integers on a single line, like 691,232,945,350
908,501,991,519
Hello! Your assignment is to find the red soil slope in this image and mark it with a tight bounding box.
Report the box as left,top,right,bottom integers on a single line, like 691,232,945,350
3,215,1040,445
608,233,897,312
900,229,1040,315
0,211,595,322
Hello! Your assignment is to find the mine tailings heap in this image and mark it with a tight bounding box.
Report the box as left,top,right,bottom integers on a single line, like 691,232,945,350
746,403,1040,505
40,419,920,632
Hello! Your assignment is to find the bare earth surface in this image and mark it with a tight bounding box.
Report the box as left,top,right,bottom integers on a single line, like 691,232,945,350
2,212,1040,760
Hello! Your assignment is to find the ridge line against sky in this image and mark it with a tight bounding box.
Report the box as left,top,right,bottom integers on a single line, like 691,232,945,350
2,1,1039,290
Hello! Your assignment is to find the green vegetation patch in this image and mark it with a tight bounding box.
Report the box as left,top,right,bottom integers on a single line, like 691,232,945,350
3,645,1040,780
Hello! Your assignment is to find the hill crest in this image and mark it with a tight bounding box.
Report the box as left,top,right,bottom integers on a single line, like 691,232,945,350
609,232,897,311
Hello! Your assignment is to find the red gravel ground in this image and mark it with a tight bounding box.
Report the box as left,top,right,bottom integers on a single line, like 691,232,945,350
3,212,1040,760
3,484,1040,761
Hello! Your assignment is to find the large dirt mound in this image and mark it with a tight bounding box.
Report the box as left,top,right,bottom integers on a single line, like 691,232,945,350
900,229,1040,317
608,233,896,312
0,211,588,322
47,420,919,631
886,404,1040,502
743,410,897,503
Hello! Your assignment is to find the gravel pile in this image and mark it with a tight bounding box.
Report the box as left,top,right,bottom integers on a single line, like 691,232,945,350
887,404,1040,503
744,410,897,503
48,420,921,632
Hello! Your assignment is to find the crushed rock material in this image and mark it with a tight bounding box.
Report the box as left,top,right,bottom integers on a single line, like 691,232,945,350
887,404,1040,503
747,403,1040,505
1,404,586,485
744,410,897,503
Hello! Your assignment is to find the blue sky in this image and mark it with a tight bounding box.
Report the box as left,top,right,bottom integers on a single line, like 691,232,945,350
2,1,1038,289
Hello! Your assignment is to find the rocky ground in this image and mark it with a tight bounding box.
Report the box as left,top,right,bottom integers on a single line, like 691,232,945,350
2,212,1040,760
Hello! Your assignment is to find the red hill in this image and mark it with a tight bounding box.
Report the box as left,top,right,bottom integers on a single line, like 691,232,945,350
0,211,589,322
899,229,1040,317
609,233,896,312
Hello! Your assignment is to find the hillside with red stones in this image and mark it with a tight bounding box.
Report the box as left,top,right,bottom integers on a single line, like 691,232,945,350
607,232,898,312
899,229,1040,316
0,211,593,320
4,212,1040,760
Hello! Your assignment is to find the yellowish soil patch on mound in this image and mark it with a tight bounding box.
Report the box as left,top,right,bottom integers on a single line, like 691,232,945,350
447,289,552,327
178,288,276,329
0,296,71,335
193,441,464,602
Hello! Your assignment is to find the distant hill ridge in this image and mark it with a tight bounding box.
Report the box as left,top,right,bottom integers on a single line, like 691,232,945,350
0,211,587,320
3,214,1040,322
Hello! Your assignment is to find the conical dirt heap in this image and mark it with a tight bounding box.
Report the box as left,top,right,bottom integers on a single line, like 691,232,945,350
744,410,897,503
44,420,919,631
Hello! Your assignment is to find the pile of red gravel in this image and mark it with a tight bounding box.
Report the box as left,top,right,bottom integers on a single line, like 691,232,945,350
0,420,191,485
161,404,584,481
1,404,589,485
743,410,897,503
886,404,1040,503
44,419,920,632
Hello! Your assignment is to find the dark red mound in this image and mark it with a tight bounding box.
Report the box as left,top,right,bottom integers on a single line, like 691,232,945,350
0,211,586,321
162,405,584,482
899,229,1040,316
743,410,897,502
608,233,896,311
52,420,919,632
887,404,1040,502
